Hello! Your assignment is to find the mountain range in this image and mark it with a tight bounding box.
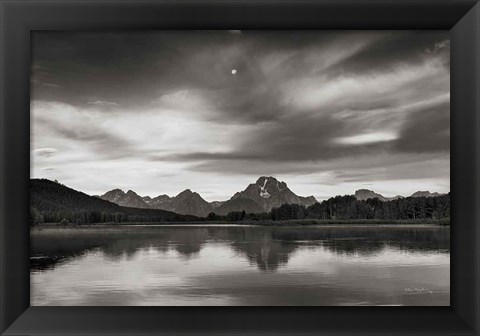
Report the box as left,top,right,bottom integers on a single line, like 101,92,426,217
354,189,444,202
100,176,444,217
31,179,200,224
100,176,317,217
32,177,447,223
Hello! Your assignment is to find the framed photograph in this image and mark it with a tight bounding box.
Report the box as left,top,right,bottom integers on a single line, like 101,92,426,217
1,0,479,335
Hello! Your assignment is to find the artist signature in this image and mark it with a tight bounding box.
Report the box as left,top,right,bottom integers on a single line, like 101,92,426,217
405,287,433,294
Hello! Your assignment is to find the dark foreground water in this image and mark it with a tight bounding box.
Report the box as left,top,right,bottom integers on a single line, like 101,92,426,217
30,224,449,306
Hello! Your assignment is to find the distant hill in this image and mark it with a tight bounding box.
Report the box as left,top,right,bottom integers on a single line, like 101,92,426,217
31,179,200,224
216,197,265,215
411,191,443,198
355,189,444,201
355,189,390,202
299,195,319,207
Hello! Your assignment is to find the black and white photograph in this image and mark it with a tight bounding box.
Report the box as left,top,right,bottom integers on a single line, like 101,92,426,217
30,30,450,306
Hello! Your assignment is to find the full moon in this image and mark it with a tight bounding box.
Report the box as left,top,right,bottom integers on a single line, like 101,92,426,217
231,69,237,75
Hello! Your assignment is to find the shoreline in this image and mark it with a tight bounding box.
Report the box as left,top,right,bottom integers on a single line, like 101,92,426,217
31,218,450,230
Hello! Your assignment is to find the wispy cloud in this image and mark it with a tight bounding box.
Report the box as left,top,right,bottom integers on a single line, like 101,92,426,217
31,79,61,88
33,147,58,157
87,100,120,108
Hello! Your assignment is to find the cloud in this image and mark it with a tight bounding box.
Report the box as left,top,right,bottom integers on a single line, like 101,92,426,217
32,101,137,160
31,79,61,88
283,60,448,113
395,101,450,153
150,89,213,116
426,39,450,56
333,132,398,145
87,100,120,108
326,31,450,76
33,147,58,157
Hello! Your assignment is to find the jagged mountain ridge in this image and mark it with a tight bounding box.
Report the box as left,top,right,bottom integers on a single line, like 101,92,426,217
101,189,213,217
101,189,150,209
101,176,318,217
162,189,214,218
355,189,445,201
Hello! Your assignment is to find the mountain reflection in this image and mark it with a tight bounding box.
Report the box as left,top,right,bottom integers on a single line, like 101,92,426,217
31,225,449,272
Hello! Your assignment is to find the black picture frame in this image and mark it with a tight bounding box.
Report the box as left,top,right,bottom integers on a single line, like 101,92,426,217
1,0,479,335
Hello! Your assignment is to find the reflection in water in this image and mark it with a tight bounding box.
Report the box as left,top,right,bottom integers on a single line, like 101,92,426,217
30,225,450,306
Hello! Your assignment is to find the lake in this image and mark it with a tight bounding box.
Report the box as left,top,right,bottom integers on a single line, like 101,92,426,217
30,224,450,306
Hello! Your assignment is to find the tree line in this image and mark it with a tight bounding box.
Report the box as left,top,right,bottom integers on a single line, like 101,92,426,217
206,194,450,222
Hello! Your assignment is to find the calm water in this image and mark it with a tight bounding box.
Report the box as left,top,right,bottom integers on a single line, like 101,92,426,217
30,225,450,306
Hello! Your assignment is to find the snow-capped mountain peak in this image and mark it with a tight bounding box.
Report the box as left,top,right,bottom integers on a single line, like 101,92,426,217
215,176,318,215
259,177,271,198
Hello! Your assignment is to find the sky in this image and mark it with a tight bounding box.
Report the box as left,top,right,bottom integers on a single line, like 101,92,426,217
30,31,450,201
